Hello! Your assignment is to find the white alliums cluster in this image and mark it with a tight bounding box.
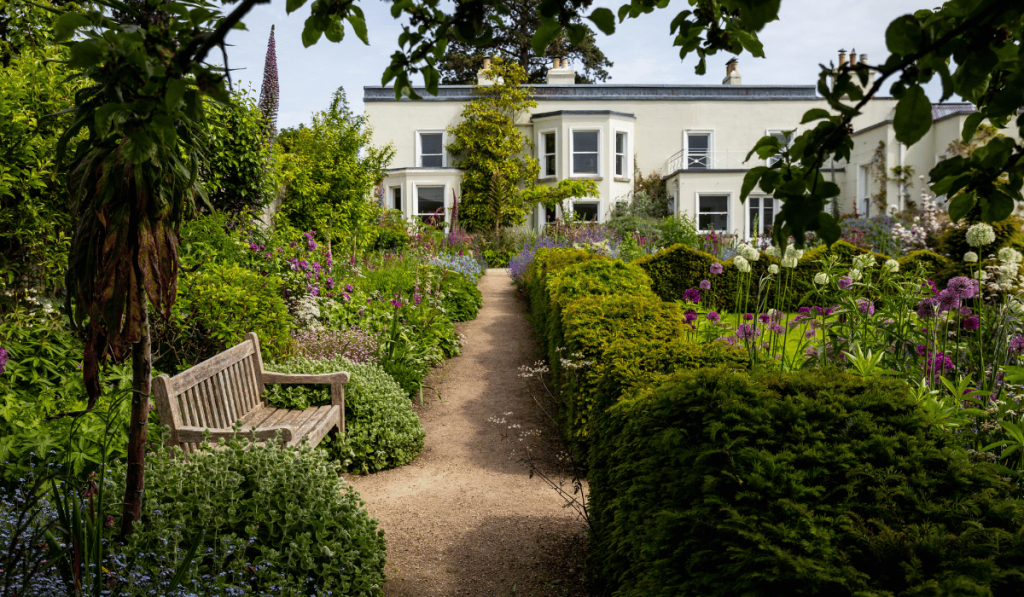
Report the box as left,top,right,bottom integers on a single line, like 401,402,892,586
883,259,899,273
966,222,996,248
852,254,875,270
890,179,946,253
736,243,760,262
765,246,779,258
964,251,979,263
734,255,751,273
784,246,804,261
814,272,830,285
848,268,863,281
998,247,1023,264
768,264,780,275
781,257,798,269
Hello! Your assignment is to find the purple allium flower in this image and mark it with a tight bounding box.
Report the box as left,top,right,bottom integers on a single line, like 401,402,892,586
915,344,928,357
717,335,737,347
925,351,954,375
391,298,404,309
960,306,973,317
710,262,724,275
699,279,712,290
736,323,760,340
308,240,317,251
706,311,721,322
684,309,698,323
0,346,8,375
759,314,771,325
683,288,701,304
345,284,354,293
743,313,754,321
804,329,816,339
798,306,811,315
249,243,259,251
258,25,280,141
921,279,938,295
769,323,785,335
937,290,961,313
1010,336,1024,355
962,316,980,330
916,298,939,319
946,276,975,299
838,276,853,290
856,299,875,316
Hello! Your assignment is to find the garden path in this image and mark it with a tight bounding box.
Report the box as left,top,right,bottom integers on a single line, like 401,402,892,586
345,269,588,597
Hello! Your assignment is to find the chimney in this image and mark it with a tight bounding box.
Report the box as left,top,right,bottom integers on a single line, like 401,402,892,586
849,48,857,65
859,53,875,90
545,57,576,85
838,49,847,67
722,58,742,85
477,56,494,86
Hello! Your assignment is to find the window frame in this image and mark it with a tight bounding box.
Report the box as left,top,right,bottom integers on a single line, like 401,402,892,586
857,163,871,217
614,130,628,178
571,200,600,223
415,130,446,168
746,195,775,240
683,130,713,171
390,185,403,212
539,129,557,179
569,127,601,177
695,191,731,234
414,183,447,223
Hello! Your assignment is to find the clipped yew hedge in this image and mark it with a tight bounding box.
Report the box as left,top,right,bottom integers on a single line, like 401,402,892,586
588,367,1024,597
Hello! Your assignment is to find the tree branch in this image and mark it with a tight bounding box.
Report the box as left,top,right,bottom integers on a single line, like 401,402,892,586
182,0,270,70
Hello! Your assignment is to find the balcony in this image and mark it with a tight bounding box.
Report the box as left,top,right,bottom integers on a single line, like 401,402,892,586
663,150,847,175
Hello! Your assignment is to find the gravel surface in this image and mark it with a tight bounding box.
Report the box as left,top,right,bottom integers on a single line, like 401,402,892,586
346,269,589,597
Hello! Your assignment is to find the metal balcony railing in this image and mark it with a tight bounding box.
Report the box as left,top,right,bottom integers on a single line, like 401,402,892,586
663,150,847,175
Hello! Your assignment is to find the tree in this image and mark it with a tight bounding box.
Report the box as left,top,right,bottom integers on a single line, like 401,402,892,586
202,88,277,216
436,0,612,85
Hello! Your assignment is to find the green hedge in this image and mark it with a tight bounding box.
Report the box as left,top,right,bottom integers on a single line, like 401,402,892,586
588,367,1024,597
634,240,949,311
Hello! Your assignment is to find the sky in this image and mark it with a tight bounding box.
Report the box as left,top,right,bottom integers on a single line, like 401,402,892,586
218,0,951,130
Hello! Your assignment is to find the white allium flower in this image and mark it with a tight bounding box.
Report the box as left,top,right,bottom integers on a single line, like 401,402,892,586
734,255,751,273
781,257,798,269
746,247,761,262
964,251,979,263
998,247,1023,264
768,264,780,275
848,268,863,281
853,254,875,269
765,246,779,258
966,223,996,247
813,272,829,285
883,259,899,273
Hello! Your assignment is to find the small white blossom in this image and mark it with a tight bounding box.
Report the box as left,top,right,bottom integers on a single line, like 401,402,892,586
734,255,751,273
781,257,798,269
998,247,1023,264
883,259,899,273
814,272,829,285
768,264,780,275
848,269,863,281
964,251,979,263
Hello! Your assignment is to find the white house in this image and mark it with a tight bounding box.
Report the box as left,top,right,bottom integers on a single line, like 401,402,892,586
364,52,1013,239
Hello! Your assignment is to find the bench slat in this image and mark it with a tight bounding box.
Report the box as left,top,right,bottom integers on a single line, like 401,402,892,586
240,406,279,428
302,407,339,446
170,339,255,396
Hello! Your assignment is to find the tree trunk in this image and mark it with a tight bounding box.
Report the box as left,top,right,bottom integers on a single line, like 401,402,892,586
119,270,151,540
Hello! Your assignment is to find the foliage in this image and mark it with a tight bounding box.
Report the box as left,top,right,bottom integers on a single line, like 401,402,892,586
588,367,1024,597
153,264,292,373
0,3,79,306
121,426,387,595
177,213,252,270
935,215,1024,280
436,0,613,85
276,88,393,246
263,357,425,473
438,271,484,323
292,326,379,363
201,88,276,215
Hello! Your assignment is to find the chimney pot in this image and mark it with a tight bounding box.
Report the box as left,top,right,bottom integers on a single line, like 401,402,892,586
552,57,558,69
859,53,867,64
838,49,847,67
722,58,742,85
546,58,576,84
482,56,491,69
849,48,857,65
561,58,568,68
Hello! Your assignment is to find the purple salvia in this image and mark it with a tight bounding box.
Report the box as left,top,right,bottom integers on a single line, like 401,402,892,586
258,25,280,144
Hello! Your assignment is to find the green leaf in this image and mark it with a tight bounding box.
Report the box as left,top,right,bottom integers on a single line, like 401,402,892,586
286,0,306,14
947,191,976,222
68,39,104,69
347,14,369,45
94,103,124,137
732,30,764,58
302,18,324,47
532,19,561,56
800,108,832,124
566,24,587,46
588,8,616,35
885,15,923,56
893,85,931,145
962,112,984,143
740,166,768,202
54,13,90,42
981,187,1015,222
324,17,345,43
166,79,187,111
817,212,841,245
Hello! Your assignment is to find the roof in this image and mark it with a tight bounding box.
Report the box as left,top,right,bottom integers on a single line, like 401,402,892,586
364,84,820,103
530,110,636,121
932,103,975,121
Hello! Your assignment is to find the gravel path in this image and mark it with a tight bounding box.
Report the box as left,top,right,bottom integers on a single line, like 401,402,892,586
346,269,588,597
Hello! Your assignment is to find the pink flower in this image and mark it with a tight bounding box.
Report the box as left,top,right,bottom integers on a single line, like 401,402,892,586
710,263,723,275
699,279,711,290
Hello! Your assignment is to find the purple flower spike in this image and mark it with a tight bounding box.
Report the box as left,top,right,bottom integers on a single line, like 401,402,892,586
743,313,754,321
706,311,721,322
962,316,980,330
258,25,280,142
1010,336,1024,355
683,288,702,304
699,280,712,290
0,346,8,375
710,263,724,275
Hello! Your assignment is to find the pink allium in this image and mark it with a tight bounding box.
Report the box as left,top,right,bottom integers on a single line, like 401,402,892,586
706,311,721,322
710,263,724,275
699,279,711,290
838,276,853,290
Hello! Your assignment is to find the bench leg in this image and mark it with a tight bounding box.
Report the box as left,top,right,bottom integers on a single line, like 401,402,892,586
331,383,345,435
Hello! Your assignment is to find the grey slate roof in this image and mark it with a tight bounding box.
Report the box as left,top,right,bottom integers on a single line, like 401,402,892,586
364,84,819,102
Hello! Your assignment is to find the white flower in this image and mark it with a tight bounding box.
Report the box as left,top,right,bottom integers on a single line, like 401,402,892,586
853,254,875,269
784,246,803,261
734,255,751,273
966,223,996,248
745,247,761,262
768,264,780,275
781,257,798,269
814,272,829,285
998,247,1023,264
964,251,979,263
848,268,863,281
883,259,899,273
765,246,779,258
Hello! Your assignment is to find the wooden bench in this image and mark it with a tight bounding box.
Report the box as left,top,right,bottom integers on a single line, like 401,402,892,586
153,332,349,454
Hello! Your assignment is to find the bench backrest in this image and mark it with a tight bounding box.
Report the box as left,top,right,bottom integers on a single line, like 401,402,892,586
153,332,268,450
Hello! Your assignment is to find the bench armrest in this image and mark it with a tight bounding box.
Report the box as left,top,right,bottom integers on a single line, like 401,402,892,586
262,371,350,385
175,425,295,444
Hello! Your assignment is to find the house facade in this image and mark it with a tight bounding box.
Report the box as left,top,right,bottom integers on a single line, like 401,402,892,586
364,53,1005,239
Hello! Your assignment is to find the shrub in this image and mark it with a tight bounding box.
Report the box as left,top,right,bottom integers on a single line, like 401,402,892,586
935,215,1024,281
201,88,277,215
263,357,425,473
439,270,483,322
292,326,379,363
897,249,953,284
588,367,1024,597
121,427,387,596
154,263,292,372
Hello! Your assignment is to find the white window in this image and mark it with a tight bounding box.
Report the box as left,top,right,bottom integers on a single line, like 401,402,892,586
697,193,729,232
685,132,711,170
417,132,444,168
615,132,627,177
857,164,870,217
766,130,793,166
571,130,600,175
541,132,556,177
390,186,402,211
572,202,599,222
416,185,445,223
748,196,775,238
